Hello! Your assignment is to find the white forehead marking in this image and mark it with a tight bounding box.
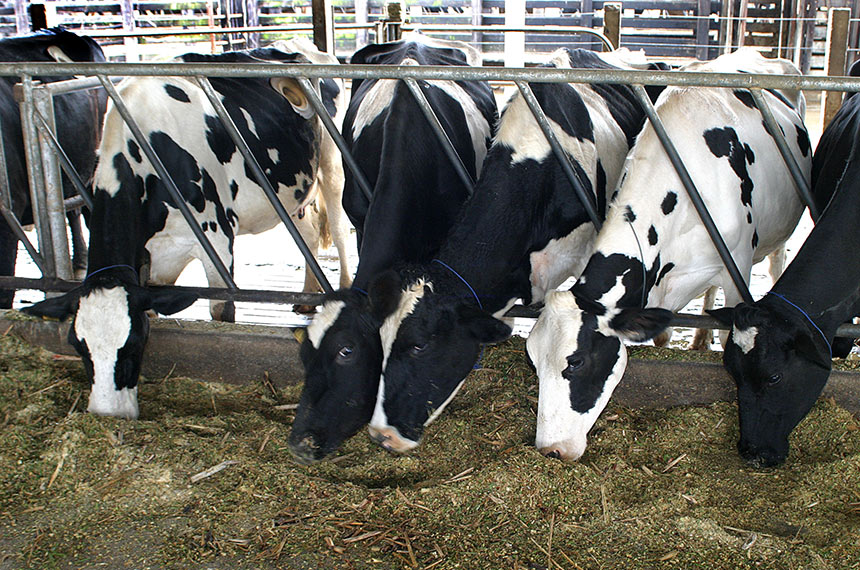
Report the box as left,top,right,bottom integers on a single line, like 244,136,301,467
74,287,137,419
733,325,759,354
370,279,427,430
528,290,628,461
307,300,346,349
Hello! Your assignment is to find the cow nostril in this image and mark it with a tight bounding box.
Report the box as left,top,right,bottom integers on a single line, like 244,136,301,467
544,449,562,460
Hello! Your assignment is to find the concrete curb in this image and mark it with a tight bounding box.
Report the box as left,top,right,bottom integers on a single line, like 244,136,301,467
2,313,858,415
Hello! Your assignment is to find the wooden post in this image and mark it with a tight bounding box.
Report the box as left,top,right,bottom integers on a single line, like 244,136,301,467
312,0,335,53
723,0,735,54
245,0,260,49
582,0,596,51
207,0,217,53
603,3,622,50
15,0,29,33
28,3,47,30
736,0,749,48
796,0,818,75
471,0,483,50
504,0,525,67
355,0,369,48
821,7,851,131
696,0,711,60
385,1,403,42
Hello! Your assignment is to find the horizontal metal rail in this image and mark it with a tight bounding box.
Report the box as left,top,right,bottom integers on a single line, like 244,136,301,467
1,63,859,93
6,275,860,339
402,24,616,50
80,23,377,40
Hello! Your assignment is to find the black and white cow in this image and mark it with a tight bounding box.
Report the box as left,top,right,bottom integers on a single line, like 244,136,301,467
0,27,106,308
289,35,498,463
708,69,860,467
525,48,814,462
360,48,670,454
23,39,351,419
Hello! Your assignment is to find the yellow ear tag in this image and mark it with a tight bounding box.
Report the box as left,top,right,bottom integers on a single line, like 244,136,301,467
293,328,307,344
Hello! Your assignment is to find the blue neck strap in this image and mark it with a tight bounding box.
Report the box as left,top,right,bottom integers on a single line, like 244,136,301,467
767,292,832,358
432,259,482,310
85,264,137,283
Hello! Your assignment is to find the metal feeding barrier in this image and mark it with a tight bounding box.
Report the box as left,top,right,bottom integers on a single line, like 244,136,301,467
2,58,860,336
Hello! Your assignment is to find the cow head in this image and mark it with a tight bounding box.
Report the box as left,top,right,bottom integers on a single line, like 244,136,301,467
22,267,197,419
709,300,832,467
527,290,671,461
366,272,511,453
289,279,401,464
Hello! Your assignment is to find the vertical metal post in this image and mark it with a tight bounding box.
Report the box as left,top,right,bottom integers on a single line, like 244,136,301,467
696,0,712,60
244,0,260,49
504,0,525,67
471,0,483,49
296,77,374,202
355,0,369,48
515,81,602,231
33,87,72,279
97,75,238,290
14,0,28,33
403,78,475,193
821,7,850,131
603,3,621,51
631,84,754,305
749,88,819,221
32,110,94,211
195,76,334,294
120,0,139,63
19,75,56,278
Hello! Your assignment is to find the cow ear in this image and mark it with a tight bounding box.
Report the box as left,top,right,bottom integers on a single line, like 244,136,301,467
457,305,512,344
794,330,833,370
368,270,403,322
706,307,735,327
142,288,199,316
270,77,314,119
609,307,673,342
21,290,79,321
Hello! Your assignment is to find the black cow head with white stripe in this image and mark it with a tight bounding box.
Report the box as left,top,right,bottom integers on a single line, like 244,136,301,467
23,267,197,419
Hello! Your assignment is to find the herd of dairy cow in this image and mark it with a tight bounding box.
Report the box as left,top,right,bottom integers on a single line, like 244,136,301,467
3,26,859,470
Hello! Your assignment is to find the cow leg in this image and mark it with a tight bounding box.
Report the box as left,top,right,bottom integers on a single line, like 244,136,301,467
314,138,352,290
197,251,235,323
292,201,323,314
67,210,88,280
0,220,18,309
767,247,786,283
690,286,718,350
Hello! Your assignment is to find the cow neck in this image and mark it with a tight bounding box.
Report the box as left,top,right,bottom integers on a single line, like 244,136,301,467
770,154,860,338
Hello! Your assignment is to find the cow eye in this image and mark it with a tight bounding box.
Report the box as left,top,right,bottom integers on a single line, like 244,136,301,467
410,343,428,356
766,373,782,386
336,345,355,363
566,356,585,371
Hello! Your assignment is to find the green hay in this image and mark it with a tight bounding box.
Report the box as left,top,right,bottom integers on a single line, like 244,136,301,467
0,334,858,569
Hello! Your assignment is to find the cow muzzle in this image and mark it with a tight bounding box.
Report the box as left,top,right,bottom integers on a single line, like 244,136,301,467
537,439,586,462
367,425,418,454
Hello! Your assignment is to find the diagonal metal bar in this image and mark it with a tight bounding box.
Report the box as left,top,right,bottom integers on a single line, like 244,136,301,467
632,84,753,305
749,88,819,221
403,77,475,193
32,108,94,211
194,75,333,295
97,75,237,289
0,202,46,274
295,76,373,202
515,80,603,231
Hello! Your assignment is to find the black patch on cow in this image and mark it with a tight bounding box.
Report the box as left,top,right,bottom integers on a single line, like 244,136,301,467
648,225,658,246
596,160,607,216
202,222,208,232
226,208,238,227
751,230,759,249
205,114,236,165
655,262,674,287
148,131,206,212
747,212,752,224
764,88,794,110
565,311,623,413
624,205,636,222
796,124,810,157
573,252,662,311
744,143,755,164
164,84,191,103
733,90,756,109
661,191,677,215
230,180,239,200
127,140,141,163
703,127,754,206
294,188,304,201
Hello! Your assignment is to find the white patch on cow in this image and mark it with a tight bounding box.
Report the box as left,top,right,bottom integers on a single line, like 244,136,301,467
307,300,346,349
74,287,139,419
528,290,627,461
529,223,596,303
732,325,759,354
267,147,280,164
428,80,493,175
240,107,258,138
352,67,411,141
369,280,427,431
